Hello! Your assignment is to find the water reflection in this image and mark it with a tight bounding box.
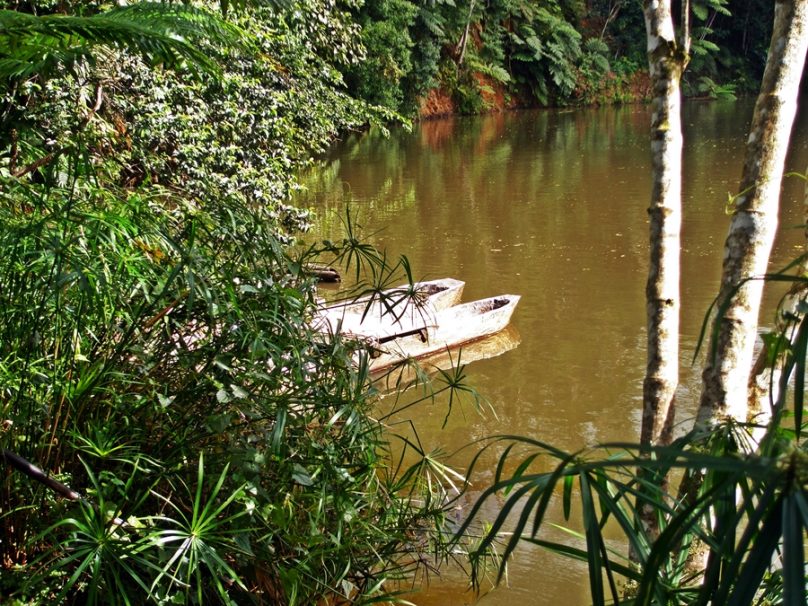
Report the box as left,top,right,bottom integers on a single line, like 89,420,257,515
297,100,808,605
373,326,522,396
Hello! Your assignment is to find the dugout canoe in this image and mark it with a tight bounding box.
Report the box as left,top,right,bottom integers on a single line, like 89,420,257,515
315,278,465,340
368,294,521,372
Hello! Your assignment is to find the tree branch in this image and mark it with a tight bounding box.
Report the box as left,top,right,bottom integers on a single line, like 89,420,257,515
2,449,82,501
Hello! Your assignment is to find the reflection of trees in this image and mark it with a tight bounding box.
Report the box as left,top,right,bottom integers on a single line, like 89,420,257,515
297,108,654,277
419,116,457,150
298,105,806,323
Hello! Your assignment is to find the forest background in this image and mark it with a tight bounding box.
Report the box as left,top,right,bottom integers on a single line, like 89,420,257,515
0,0,796,604
338,0,775,115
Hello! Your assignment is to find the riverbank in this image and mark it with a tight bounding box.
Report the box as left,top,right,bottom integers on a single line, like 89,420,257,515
0,7,463,604
417,68,653,120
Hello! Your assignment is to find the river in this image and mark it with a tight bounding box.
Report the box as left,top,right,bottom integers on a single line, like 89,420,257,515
296,99,808,605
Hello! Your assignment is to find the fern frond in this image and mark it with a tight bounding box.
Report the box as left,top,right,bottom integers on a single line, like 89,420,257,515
418,7,445,37
692,2,709,21
0,4,246,80
467,57,510,83
583,38,609,55
219,0,291,17
525,35,543,54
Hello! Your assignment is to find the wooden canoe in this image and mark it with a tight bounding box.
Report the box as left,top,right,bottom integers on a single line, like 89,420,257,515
368,294,521,372
314,278,465,340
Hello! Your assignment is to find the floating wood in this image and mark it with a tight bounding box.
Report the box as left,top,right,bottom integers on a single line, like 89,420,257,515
305,264,341,283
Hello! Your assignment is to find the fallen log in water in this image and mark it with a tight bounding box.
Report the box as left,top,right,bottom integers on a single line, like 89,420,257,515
305,264,341,283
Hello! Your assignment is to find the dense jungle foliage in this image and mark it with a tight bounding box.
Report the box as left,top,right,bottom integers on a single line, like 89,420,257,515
0,0,785,603
338,0,775,115
0,3,467,604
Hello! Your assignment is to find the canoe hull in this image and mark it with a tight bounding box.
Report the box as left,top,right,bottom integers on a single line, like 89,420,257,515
368,294,521,372
372,325,521,391
315,278,465,339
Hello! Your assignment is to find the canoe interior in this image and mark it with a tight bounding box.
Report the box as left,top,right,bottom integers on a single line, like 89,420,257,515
321,278,464,315
315,278,465,339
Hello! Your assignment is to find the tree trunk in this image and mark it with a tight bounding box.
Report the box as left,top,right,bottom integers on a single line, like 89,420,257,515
641,0,684,451
455,0,476,68
747,165,808,428
638,0,686,548
599,1,622,42
697,0,808,427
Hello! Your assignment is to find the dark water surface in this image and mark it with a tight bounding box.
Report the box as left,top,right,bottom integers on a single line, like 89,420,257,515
296,100,808,605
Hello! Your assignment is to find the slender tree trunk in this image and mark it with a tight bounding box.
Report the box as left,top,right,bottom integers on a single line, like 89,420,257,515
599,1,622,42
747,166,808,428
641,0,684,451
456,0,476,68
638,0,686,548
682,0,691,58
697,0,808,426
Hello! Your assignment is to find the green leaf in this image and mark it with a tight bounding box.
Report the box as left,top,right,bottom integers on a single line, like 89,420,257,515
782,494,805,606
692,3,709,20
292,464,314,487
579,473,605,606
230,384,249,399
727,495,784,606
563,474,573,520
0,4,246,80
699,40,720,53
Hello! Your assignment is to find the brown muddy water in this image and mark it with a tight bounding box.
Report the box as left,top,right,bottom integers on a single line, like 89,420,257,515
296,100,808,605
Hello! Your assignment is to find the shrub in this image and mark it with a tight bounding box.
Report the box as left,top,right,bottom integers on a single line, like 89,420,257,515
0,5,458,603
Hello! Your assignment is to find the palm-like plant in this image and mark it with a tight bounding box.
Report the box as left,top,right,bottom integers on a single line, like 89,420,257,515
459,424,807,604
0,0,468,601
148,455,249,604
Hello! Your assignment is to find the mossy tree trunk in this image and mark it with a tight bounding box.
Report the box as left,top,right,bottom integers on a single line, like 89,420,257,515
747,164,808,428
697,0,808,427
